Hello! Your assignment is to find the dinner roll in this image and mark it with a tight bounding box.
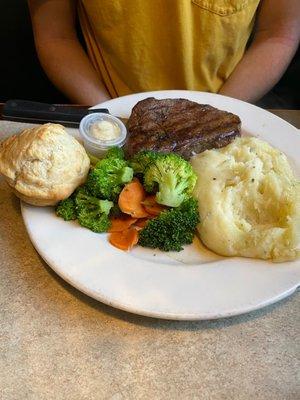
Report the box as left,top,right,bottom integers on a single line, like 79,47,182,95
0,123,90,206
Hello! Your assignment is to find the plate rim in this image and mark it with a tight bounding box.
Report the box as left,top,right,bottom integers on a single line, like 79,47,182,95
22,90,300,320
90,89,299,132
18,207,300,320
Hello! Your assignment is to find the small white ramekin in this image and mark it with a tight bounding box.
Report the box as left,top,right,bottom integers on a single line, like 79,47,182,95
79,112,127,158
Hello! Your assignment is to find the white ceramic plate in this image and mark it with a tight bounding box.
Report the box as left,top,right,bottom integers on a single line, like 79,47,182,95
21,91,300,320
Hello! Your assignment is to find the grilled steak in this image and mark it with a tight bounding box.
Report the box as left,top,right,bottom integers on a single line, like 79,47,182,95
124,97,241,159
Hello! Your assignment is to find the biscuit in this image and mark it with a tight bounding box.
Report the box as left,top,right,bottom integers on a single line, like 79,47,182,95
0,123,90,206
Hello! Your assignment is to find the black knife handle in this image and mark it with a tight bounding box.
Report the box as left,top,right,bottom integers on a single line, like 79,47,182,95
2,100,109,126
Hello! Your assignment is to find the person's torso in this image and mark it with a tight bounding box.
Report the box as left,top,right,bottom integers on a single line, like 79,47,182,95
79,0,260,97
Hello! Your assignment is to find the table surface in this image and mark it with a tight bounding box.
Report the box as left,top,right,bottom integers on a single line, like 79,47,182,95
0,110,299,400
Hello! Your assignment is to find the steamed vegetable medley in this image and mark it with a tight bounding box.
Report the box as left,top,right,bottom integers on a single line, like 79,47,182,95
56,147,199,252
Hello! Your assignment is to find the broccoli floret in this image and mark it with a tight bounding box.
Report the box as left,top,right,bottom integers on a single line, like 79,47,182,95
129,150,161,174
87,152,100,167
75,187,113,233
87,147,123,168
138,198,199,251
77,208,111,233
106,146,124,160
86,157,133,201
143,153,197,207
56,196,77,221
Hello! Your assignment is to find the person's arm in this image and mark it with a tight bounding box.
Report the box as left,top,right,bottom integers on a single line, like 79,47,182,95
219,0,300,103
28,0,111,105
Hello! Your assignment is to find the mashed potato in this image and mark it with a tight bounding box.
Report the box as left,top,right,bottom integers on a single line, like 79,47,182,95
191,137,300,262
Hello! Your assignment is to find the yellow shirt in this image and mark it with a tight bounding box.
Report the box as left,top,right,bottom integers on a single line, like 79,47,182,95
79,0,260,98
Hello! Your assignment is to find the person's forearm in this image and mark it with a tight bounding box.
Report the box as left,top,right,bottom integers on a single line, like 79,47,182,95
35,37,110,105
219,35,299,103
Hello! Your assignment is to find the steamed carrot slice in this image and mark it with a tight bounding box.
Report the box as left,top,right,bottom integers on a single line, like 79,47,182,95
109,227,139,251
118,178,149,218
141,195,166,216
134,218,149,229
109,216,138,233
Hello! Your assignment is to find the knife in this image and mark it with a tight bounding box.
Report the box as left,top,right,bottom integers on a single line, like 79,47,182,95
2,99,111,128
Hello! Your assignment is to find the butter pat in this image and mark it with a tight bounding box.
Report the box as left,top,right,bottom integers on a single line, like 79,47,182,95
90,120,121,141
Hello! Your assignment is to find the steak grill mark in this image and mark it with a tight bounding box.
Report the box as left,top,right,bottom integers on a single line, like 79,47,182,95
125,98,241,159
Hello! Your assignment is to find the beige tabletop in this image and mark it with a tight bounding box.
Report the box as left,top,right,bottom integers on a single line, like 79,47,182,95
1,111,299,400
